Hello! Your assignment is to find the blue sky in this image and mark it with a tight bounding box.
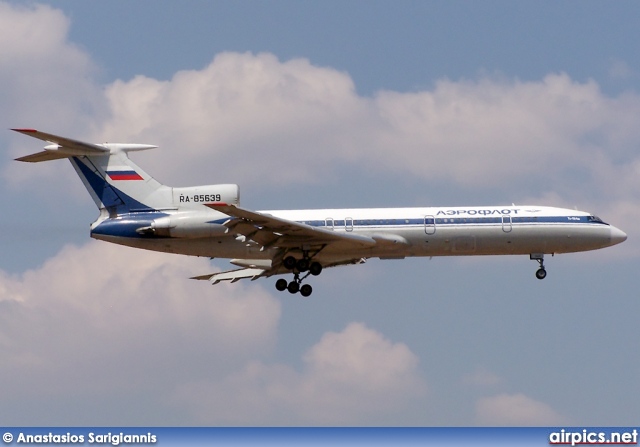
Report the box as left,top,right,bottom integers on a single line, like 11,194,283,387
1,1,639,425
55,1,640,96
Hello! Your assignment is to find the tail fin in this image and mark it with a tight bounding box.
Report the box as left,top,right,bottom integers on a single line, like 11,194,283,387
12,129,171,214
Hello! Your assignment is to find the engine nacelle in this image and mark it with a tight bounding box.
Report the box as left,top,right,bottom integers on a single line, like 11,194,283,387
135,184,239,238
148,213,228,238
172,184,239,206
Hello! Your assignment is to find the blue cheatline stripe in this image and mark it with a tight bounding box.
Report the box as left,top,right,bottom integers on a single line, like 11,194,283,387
91,212,169,238
208,215,608,228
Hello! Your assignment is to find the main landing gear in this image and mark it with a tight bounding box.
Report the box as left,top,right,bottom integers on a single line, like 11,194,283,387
275,255,323,297
530,253,547,280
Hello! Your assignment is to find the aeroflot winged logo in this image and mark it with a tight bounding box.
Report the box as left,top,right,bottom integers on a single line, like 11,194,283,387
106,170,143,181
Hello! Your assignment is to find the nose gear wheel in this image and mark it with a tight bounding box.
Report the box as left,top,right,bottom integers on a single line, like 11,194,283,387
530,253,547,280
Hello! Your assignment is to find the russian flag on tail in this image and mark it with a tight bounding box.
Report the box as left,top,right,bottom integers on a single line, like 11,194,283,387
106,170,143,181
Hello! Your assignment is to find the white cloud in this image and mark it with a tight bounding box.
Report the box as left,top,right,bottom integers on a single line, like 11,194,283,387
0,240,426,425
0,2,103,131
475,393,567,426
1,241,280,347
0,2,105,191
0,240,281,424
96,52,369,187
90,60,640,200
172,322,427,425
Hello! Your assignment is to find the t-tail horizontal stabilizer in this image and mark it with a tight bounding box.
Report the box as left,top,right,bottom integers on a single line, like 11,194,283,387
11,128,157,162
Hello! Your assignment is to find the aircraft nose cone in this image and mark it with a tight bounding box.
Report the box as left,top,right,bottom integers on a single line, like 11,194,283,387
610,226,627,245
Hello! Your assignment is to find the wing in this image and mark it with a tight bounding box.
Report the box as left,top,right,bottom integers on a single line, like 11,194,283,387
191,267,267,284
205,202,377,250
192,203,375,285
191,258,367,285
191,258,281,284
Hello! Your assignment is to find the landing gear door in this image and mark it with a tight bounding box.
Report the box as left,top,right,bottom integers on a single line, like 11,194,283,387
424,215,436,235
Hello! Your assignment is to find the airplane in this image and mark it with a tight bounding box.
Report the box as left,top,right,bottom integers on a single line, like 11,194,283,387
12,129,627,297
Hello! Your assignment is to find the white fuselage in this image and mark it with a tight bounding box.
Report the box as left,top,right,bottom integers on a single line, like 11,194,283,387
91,205,627,264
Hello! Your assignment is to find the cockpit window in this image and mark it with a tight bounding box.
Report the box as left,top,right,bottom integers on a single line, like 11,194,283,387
588,215,606,224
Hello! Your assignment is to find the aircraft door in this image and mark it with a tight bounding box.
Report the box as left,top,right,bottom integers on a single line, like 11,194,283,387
502,214,512,233
325,218,334,231
424,215,436,235
345,217,354,232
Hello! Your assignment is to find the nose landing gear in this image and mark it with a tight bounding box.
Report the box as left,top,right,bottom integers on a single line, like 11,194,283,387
530,253,547,280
